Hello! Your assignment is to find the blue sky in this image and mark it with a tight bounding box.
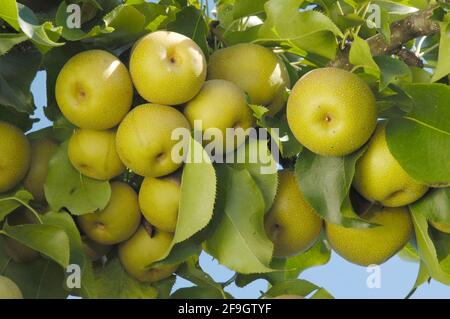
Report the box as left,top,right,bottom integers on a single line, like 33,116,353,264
30,69,450,298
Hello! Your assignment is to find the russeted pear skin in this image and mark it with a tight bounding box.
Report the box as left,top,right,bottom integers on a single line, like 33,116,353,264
0,121,31,193
326,206,413,266
287,68,377,156
265,170,322,257
353,124,429,207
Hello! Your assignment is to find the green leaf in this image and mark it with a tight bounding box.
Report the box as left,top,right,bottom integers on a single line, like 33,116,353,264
41,211,97,298
0,48,41,114
167,5,209,57
153,275,176,299
264,279,331,298
386,84,450,187
230,136,279,212
398,242,420,263
17,4,64,50
349,36,380,76
410,188,450,224
406,261,430,299
0,33,28,55
409,209,450,285
158,137,216,260
152,235,202,267
176,256,227,298
0,239,68,299
94,257,159,299
44,142,112,216
431,22,450,82
0,106,35,131
374,56,412,91
0,0,20,30
295,148,370,226
55,2,111,41
1,222,70,268
0,190,33,222
284,237,331,278
259,0,342,59
205,166,273,274
233,0,268,19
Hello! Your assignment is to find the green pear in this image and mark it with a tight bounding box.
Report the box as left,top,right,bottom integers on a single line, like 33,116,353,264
82,236,111,261
116,103,191,177
0,276,23,299
23,138,57,202
68,129,125,181
55,50,133,130
326,206,413,266
184,80,255,153
4,209,40,263
139,172,181,233
287,68,377,156
430,221,450,234
265,170,322,257
0,121,31,193
353,124,429,207
208,43,290,115
130,31,207,105
78,182,141,245
118,224,178,283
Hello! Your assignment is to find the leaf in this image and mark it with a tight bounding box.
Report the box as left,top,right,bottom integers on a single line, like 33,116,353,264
44,142,112,216
17,4,64,50
152,235,202,267
0,33,28,55
349,36,380,77
0,190,33,222
264,279,331,298
259,0,342,59
1,222,70,268
94,257,158,299
233,0,268,20
386,84,450,186
176,256,226,298
230,136,279,212
205,166,273,274
153,275,176,299
406,261,430,299
284,237,331,278
410,188,450,224
41,211,97,298
374,56,412,91
167,5,209,57
295,148,370,226
0,239,68,299
398,242,420,263
431,22,450,82
0,105,35,131
0,48,41,114
0,0,19,30
409,209,450,285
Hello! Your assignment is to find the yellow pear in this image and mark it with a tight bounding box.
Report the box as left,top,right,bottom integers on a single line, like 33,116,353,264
184,80,254,152
130,31,207,105
265,170,322,257
430,221,450,234
118,225,178,282
208,43,290,115
0,276,23,299
0,121,31,193
78,182,141,245
326,206,413,266
287,68,377,156
116,104,191,177
23,138,57,202
68,129,125,181
139,172,181,233
55,50,133,130
353,124,428,207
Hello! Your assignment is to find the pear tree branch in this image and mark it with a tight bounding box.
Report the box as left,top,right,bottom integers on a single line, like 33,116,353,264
328,6,441,69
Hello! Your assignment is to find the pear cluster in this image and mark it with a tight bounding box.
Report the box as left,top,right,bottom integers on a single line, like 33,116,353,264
51,30,290,282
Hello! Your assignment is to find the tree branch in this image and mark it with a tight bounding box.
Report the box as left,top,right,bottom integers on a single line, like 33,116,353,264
328,6,440,69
